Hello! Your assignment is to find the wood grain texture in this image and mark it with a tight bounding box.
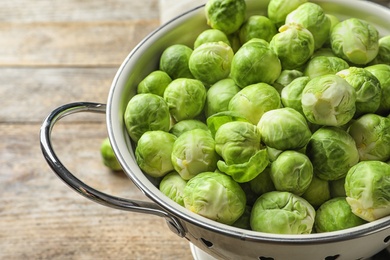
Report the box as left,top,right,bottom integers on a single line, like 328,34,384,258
0,0,193,259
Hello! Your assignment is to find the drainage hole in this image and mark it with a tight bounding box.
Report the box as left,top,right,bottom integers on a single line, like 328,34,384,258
325,254,340,260
259,257,274,260
200,237,213,248
384,235,390,243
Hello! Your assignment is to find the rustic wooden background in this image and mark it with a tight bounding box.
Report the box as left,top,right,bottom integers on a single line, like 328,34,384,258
1,0,390,259
0,0,193,259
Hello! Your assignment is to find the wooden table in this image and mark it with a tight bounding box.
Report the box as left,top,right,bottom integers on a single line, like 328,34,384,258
0,0,193,259
2,1,390,260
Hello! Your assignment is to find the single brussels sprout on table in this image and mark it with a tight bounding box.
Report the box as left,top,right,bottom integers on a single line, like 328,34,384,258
345,161,390,222
230,39,282,88
315,197,366,233
257,107,311,150
135,130,177,178
159,171,187,207
205,78,240,118
336,67,381,117
347,113,390,162
303,56,349,79
330,18,379,65
306,126,359,181
301,74,356,126
239,15,277,44
124,93,171,142
270,150,313,196
193,29,230,49
250,191,315,234
100,137,122,171
171,129,218,180
137,70,172,97
163,78,206,122
302,175,331,209
281,76,310,115
184,171,246,225
205,0,246,35
215,121,269,183
270,23,315,70
170,119,209,137
189,41,234,86
285,2,331,50
159,44,194,79
267,0,308,28
365,64,390,115
228,82,281,125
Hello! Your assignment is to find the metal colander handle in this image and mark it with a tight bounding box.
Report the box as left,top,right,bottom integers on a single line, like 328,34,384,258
39,102,185,237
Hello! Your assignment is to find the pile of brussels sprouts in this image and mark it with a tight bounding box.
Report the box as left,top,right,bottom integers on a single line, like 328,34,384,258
123,0,390,235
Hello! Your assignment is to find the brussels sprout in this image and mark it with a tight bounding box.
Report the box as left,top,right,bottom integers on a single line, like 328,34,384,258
371,35,390,65
273,69,303,94
205,78,240,118
159,171,187,206
285,2,331,50
250,191,315,234
137,70,172,97
329,177,346,198
249,166,275,196
100,137,122,171
239,15,277,44
135,131,176,178
189,41,234,86
270,150,313,196
228,82,281,124
301,74,356,126
315,197,366,233
326,14,340,31
345,161,390,222
169,119,209,138
365,64,390,115
232,205,252,230
303,56,349,79
281,76,309,115
266,147,283,162
163,78,206,122
183,171,246,225
270,23,315,70
257,107,311,150
311,48,337,59
171,129,218,180
267,0,308,28
215,121,268,182
205,0,246,35
302,175,331,209
306,126,359,181
230,39,282,88
206,111,249,137
159,44,194,79
124,93,171,142
336,67,381,117
347,114,390,162
194,29,230,49
330,18,379,65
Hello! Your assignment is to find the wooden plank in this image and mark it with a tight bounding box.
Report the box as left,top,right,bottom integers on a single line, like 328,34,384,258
0,67,118,123
0,0,159,22
0,122,192,259
0,20,160,66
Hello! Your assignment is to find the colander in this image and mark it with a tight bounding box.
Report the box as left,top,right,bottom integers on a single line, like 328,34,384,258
40,1,390,259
